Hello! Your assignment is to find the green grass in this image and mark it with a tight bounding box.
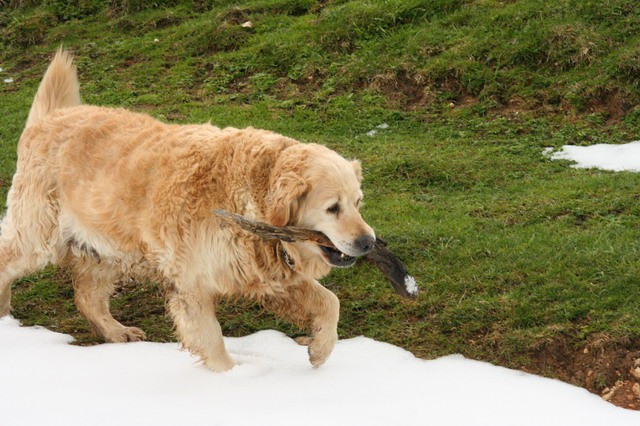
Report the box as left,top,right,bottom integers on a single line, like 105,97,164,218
2,0,640,393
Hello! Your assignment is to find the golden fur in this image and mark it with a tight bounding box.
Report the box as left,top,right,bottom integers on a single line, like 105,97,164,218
0,49,376,371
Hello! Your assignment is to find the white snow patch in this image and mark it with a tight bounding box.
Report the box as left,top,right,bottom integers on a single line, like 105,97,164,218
1,316,639,426
404,274,418,295
365,123,389,137
547,141,640,172
4,77,14,84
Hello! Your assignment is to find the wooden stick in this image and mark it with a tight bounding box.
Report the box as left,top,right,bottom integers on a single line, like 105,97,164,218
213,209,335,247
361,238,417,298
212,209,418,298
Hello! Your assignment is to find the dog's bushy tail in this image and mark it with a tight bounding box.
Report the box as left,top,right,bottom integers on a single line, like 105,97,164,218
25,48,81,128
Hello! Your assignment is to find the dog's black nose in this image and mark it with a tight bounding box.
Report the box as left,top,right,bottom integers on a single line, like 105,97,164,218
355,235,376,254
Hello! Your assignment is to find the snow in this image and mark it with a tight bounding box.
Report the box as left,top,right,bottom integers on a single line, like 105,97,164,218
366,123,389,137
1,316,638,426
404,274,418,295
547,141,640,171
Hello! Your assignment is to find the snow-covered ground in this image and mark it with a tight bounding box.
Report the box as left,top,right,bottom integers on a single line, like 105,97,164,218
546,141,640,171
1,317,638,426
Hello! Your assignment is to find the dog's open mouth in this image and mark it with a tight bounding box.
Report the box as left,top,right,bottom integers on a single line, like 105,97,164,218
320,245,357,268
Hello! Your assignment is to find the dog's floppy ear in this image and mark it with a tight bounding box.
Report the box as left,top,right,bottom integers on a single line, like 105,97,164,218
352,160,363,183
267,172,309,227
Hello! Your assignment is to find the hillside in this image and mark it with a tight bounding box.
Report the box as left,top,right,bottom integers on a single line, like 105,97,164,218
2,0,640,408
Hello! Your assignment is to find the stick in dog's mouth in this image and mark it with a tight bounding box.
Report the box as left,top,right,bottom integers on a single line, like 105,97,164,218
211,209,418,298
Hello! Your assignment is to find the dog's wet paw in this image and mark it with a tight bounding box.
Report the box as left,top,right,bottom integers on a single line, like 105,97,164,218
308,331,337,368
294,336,313,346
104,326,146,343
203,355,236,373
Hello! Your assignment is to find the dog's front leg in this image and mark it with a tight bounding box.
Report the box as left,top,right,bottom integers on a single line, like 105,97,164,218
263,279,339,368
166,287,235,372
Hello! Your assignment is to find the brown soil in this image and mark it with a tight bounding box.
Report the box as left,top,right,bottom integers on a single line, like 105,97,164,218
370,70,434,110
606,381,640,410
585,88,629,124
523,334,640,410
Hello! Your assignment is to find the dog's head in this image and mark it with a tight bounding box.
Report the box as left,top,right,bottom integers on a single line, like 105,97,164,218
267,143,376,276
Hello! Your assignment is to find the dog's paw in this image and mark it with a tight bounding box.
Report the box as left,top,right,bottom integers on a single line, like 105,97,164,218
308,330,337,368
203,355,237,373
104,326,146,343
294,336,313,346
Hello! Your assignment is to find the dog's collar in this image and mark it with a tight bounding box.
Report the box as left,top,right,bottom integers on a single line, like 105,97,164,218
278,243,296,271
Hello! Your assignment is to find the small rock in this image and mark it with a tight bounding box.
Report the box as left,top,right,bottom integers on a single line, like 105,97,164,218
583,347,589,354
3,77,13,84
631,366,640,380
602,381,624,402
632,383,640,399
154,38,160,43
241,21,253,28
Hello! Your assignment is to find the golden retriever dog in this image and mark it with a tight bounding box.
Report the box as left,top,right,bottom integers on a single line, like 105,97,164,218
0,49,376,371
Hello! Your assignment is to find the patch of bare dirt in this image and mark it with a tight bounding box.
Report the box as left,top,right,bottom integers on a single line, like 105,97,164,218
370,70,435,110
217,6,251,25
585,88,630,124
603,380,640,410
524,334,640,410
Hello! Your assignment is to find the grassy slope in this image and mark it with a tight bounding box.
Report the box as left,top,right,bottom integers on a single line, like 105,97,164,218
2,0,640,392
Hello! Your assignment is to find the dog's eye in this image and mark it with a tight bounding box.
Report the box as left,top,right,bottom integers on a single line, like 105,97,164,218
327,203,340,215
355,198,362,208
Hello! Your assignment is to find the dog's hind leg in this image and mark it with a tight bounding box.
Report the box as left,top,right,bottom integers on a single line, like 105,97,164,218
0,244,50,317
0,189,60,317
0,281,9,316
0,245,26,317
0,242,55,317
72,256,146,342
166,287,235,372
261,280,339,368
